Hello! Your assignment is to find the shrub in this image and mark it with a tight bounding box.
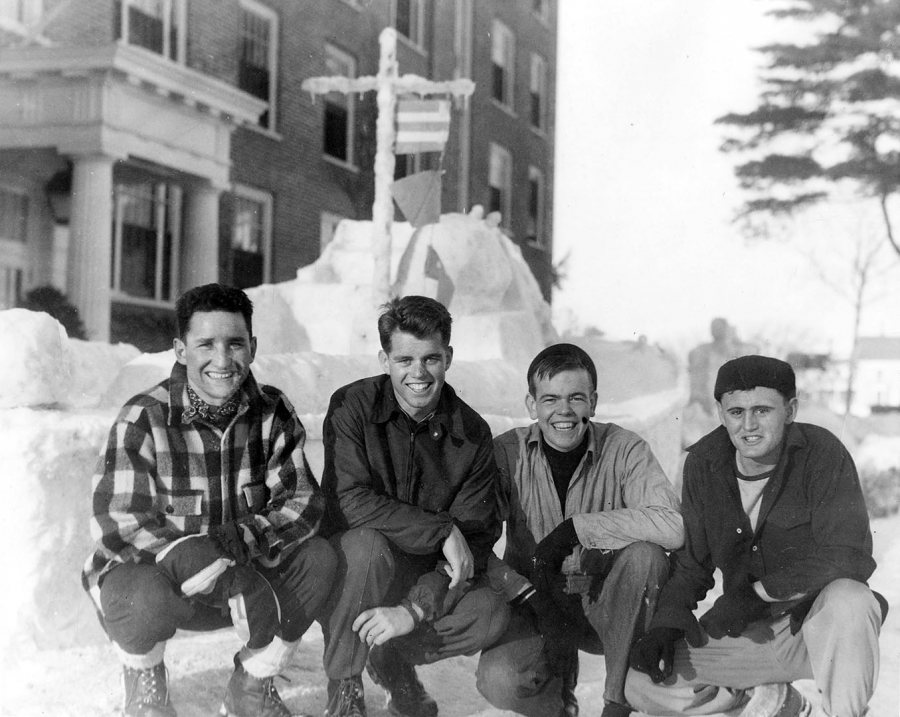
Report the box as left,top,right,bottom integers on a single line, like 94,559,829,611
17,286,87,340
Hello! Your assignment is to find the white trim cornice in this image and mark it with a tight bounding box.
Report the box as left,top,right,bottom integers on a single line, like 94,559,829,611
0,42,266,124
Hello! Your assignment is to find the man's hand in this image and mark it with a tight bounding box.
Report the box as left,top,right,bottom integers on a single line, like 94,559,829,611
208,521,252,565
629,627,682,683
532,518,579,595
442,523,474,589
699,577,769,639
352,606,416,647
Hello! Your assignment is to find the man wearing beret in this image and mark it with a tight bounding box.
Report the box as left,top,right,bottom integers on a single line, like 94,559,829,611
625,355,885,717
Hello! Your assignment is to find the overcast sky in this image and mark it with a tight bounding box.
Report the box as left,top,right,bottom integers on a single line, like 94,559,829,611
552,0,900,357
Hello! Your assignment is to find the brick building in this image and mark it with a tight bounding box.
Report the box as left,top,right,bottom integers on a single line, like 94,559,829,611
0,0,557,350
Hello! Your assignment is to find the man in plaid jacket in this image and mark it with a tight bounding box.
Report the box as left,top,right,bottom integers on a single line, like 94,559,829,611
82,283,336,717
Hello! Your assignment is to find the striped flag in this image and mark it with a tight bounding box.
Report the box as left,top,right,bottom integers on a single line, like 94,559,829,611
395,98,450,155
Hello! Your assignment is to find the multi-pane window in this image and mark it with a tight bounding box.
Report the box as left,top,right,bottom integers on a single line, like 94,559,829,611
230,186,272,289
393,0,424,49
527,166,545,245
491,20,515,108
239,0,278,130
111,179,181,303
0,187,28,309
323,44,356,165
530,54,547,130
114,0,186,62
488,143,512,228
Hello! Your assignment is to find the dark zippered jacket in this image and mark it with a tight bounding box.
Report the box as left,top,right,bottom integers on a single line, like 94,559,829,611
651,421,875,635
322,374,500,619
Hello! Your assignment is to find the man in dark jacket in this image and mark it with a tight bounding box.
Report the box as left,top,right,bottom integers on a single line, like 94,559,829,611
626,355,884,717
320,295,509,717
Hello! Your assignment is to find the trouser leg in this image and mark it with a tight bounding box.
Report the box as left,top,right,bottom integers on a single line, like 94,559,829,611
798,579,882,717
624,615,814,715
584,541,670,705
100,561,231,662
395,576,509,665
322,528,395,680
476,607,565,717
235,536,338,678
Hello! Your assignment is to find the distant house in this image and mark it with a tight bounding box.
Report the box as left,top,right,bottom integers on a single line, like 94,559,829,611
853,337,900,415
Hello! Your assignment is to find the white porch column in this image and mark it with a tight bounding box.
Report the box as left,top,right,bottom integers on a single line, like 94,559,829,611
66,154,115,342
180,181,221,291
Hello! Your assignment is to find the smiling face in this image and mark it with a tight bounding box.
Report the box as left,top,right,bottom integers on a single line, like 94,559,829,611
717,387,798,474
527,368,597,453
173,310,256,406
379,330,452,421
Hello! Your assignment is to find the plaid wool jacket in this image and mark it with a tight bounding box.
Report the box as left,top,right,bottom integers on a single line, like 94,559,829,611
82,363,324,603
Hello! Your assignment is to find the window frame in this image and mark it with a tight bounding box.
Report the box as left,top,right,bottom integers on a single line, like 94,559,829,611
322,43,357,168
488,142,512,229
490,19,515,110
0,183,29,309
238,0,279,131
392,0,426,51
527,165,545,247
116,0,187,64
229,183,273,288
529,52,547,131
110,178,182,308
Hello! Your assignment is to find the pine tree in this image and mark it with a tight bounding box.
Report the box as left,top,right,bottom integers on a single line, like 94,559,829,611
717,0,900,259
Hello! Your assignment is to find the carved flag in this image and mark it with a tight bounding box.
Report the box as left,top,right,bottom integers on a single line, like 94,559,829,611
395,98,451,155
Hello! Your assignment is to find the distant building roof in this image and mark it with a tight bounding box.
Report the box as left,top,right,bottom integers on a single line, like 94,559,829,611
857,336,900,361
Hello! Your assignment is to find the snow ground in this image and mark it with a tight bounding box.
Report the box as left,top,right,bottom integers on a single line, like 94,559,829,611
4,511,898,717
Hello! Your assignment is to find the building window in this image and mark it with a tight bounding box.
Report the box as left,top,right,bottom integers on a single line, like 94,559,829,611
393,0,425,49
0,186,28,309
114,0,186,63
532,0,550,25
527,166,545,245
320,211,346,250
0,0,43,38
230,186,272,289
394,153,423,181
491,20,515,108
239,0,278,130
488,143,512,228
111,179,181,304
323,44,356,165
530,53,547,130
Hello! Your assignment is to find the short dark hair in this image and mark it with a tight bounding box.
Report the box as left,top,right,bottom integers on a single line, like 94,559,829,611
714,355,796,401
377,295,452,353
175,283,254,338
527,343,597,396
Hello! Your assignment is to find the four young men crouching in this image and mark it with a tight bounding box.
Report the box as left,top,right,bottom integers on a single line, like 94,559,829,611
84,287,884,717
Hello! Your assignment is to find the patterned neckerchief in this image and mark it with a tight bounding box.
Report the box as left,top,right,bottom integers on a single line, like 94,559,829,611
184,384,241,428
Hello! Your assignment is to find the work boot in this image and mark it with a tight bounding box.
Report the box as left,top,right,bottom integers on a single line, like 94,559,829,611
325,676,366,717
219,654,307,717
366,644,437,717
560,654,579,717
121,662,177,717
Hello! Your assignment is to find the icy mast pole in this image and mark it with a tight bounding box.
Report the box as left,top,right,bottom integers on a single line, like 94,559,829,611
371,28,398,308
301,27,474,308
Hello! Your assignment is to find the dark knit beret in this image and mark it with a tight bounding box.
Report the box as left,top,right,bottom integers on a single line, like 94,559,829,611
714,355,796,401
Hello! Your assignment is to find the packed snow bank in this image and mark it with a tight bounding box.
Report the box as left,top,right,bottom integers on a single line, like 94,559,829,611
0,309,139,409
246,209,556,367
